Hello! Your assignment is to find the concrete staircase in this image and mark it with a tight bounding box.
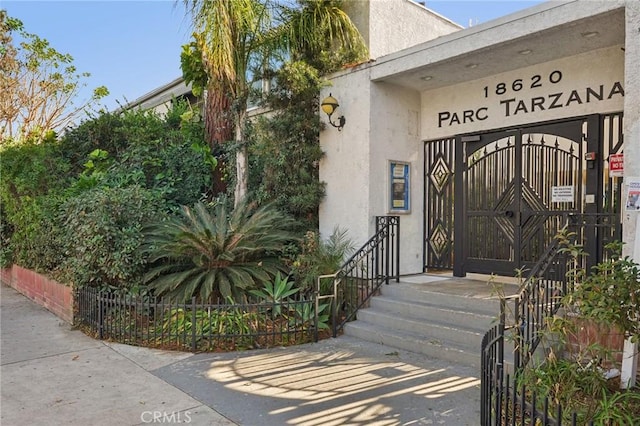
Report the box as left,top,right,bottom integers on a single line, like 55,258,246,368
342,274,518,369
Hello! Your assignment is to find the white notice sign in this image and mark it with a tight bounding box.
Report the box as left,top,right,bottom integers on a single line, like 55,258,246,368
551,185,574,203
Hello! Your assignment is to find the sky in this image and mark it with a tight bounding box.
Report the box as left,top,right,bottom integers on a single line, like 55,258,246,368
3,0,546,113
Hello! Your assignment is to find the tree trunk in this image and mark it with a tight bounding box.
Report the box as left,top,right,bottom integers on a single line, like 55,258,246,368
234,109,248,207
204,86,233,195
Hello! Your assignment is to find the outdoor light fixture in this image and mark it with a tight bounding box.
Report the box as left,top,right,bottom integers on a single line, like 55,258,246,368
321,93,345,131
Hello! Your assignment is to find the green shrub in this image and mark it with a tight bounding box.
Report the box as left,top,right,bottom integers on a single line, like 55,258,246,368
1,102,212,281
518,354,608,423
248,61,325,234
567,240,640,343
104,134,211,207
144,200,296,302
58,111,131,171
59,102,206,173
250,272,299,317
6,194,67,273
291,301,330,331
291,227,354,294
0,137,73,270
516,232,640,423
61,185,163,290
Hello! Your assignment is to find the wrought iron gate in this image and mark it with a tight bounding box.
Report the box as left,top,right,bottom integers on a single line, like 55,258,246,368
425,114,623,276
424,138,455,269
453,117,599,276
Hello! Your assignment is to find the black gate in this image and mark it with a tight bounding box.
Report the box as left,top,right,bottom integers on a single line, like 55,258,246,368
453,116,600,276
424,137,456,270
425,114,623,276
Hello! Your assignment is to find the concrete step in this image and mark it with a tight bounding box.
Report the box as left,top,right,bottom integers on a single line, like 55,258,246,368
368,296,497,333
381,282,505,317
340,280,519,369
356,308,484,349
343,320,481,368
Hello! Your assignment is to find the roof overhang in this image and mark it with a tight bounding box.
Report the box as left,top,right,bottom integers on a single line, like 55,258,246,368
369,0,625,91
120,77,192,111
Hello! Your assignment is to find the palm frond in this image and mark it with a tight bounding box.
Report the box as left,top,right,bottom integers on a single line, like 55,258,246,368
144,200,296,302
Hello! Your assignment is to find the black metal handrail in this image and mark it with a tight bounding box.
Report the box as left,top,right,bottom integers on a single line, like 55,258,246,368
480,235,568,425
512,212,621,371
512,235,571,372
318,216,400,338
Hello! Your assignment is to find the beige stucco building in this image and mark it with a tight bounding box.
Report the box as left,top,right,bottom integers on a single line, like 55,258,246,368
320,0,639,277
127,0,639,279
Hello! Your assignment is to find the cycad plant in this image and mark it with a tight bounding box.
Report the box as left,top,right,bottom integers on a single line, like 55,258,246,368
144,200,295,303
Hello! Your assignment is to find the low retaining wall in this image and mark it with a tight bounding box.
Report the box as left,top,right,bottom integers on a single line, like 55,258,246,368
0,265,73,323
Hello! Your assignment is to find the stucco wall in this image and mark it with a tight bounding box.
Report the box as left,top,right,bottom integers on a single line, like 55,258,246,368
344,0,461,60
319,67,373,249
622,0,640,259
320,74,425,274
369,82,424,274
420,46,625,140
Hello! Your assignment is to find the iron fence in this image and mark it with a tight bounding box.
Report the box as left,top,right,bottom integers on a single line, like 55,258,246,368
75,288,322,352
481,344,595,426
481,241,581,425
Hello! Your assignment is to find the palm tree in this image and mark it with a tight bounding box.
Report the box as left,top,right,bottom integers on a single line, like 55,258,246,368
183,0,367,206
184,0,273,206
278,0,367,69
180,34,233,195
144,200,296,302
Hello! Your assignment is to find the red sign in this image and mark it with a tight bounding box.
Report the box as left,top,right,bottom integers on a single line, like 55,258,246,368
610,153,623,177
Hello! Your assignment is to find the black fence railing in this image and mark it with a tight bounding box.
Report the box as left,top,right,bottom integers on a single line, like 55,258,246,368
481,238,578,425
481,357,595,426
512,238,571,372
75,216,401,351
319,216,400,338
480,213,619,425
75,288,321,352
566,212,622,269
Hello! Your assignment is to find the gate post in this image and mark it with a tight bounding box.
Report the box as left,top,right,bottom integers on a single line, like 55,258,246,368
453,135,468,277
584,114,602,272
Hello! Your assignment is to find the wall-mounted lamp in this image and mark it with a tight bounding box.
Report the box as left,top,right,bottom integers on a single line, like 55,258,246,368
321,93,345,131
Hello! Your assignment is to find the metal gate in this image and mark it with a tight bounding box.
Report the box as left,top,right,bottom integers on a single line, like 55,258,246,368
424,137,455,270
453,117,598,276
425,114,623,276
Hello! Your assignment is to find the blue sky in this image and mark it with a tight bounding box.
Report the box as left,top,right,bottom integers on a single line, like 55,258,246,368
3,0,544,113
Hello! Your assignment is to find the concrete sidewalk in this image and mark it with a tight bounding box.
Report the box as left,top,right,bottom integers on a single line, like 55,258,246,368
1,284,482,425
0,284,234,426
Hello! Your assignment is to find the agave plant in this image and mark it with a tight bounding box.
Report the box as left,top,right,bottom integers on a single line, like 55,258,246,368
249,272,299,317
144,200,295,303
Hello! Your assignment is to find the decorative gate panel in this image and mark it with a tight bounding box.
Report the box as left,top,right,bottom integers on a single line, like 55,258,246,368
424,138,455,270
425,114,622,277
454,118,594,276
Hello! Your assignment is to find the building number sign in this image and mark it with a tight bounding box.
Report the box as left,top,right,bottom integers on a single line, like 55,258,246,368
437,69,624,128
482,70,563,98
